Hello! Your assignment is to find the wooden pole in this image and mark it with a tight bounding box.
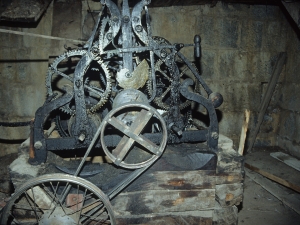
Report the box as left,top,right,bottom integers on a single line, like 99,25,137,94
238,109,250,156
247,52,287,153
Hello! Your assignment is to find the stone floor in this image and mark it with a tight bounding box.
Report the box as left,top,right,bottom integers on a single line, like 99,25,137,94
238,170,300,225
1,150,300,224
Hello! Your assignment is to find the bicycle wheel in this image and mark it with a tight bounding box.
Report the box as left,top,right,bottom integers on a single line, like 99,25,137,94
1,173,115,225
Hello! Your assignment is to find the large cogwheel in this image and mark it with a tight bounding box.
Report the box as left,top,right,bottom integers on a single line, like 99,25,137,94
45,49,112,115
147,37,200,111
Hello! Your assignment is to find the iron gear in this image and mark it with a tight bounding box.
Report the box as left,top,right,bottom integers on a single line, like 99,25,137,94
45,49,112,115
147,37,200,111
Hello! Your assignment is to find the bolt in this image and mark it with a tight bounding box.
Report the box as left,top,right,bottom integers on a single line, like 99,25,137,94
123,16,130,23
91,46,99,55
212,132,219,140
75,80,82,88
106,33,113,40
125,72,132,78
34,141,43,150
78,133,86,142
135,25,143,32
160,51,167,58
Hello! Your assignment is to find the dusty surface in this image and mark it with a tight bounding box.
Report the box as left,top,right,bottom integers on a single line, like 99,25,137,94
238,170,300,225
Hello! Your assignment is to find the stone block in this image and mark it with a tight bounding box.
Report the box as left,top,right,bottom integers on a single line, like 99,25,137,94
207,82,261,111
284,51,300,83
250,5,280,20
200,49,217,79
217,18,239,49
217,50,249,81
277,136,300,160
218,111,245,138
0,143,20,156
240,20,263,51
197,17,218,48
150,7,197,44
278,83,300,112
215,2,250,18
263,21,287,52
278,110,296,141
247,51,284,83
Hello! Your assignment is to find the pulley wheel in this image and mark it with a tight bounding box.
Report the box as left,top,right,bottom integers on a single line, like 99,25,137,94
100,102,167,169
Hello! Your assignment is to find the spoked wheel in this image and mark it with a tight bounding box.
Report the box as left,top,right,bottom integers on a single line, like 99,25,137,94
1,173,115,225
100,102,168,169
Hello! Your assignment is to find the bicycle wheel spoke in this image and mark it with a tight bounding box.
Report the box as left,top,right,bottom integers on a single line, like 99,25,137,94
30,187,40,221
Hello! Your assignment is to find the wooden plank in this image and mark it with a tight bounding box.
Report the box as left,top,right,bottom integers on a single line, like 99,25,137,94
116,211,213,225
247,52,287,152
270,152,300,172
238,109,250,156
112,189,215,215
245,168,300,215
245,150,300,193
126,170,216,191
123,168,243,193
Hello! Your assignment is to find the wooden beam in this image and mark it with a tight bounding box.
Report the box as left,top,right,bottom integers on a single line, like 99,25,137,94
247,52,287,153
246,168,300,215
245,149,300,194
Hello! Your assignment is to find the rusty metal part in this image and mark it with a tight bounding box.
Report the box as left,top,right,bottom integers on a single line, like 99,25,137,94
100,102,167,169
29,119,35,159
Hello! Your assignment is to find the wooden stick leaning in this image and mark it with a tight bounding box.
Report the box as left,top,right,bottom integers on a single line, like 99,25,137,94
238,109,250,156
247,52,287,153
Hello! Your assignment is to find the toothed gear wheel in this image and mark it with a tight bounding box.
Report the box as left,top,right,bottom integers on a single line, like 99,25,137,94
45,49,112,115
147,37,200,111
